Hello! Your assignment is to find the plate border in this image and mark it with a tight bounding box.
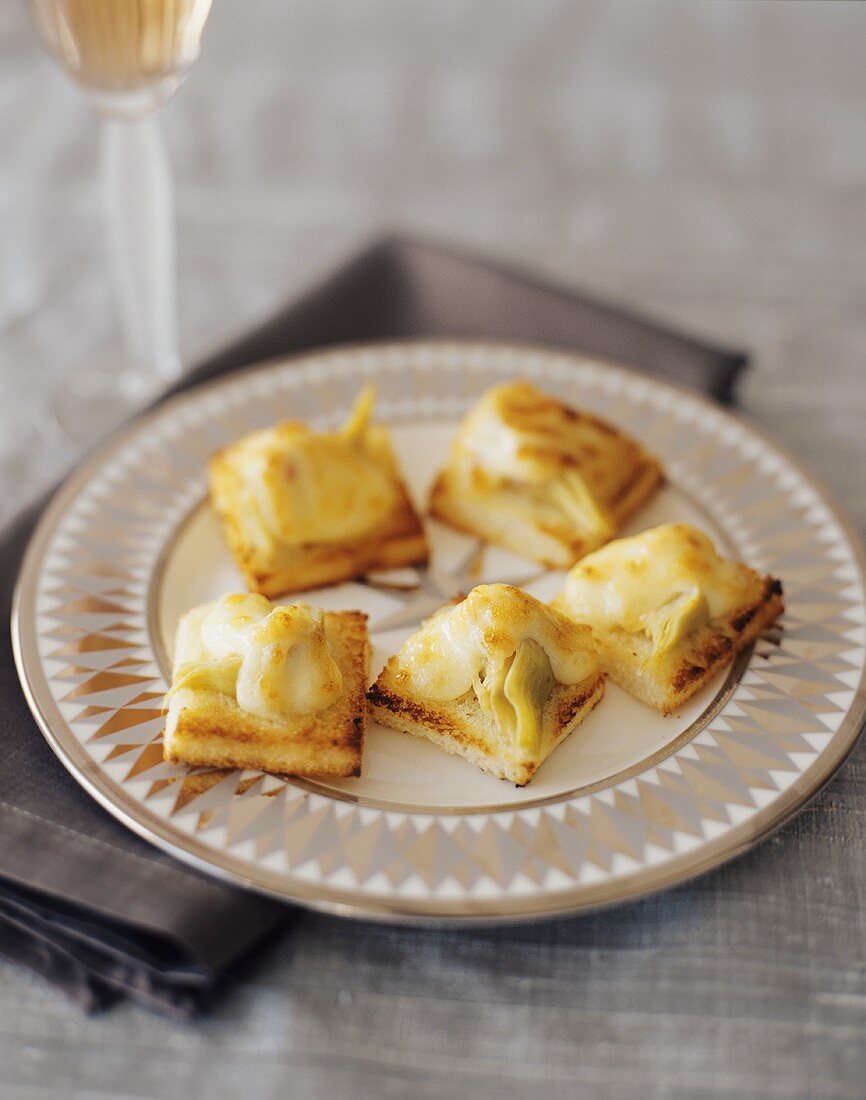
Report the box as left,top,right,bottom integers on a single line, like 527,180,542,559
12,339,866,923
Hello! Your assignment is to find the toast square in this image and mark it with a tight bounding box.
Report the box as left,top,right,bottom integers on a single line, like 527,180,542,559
209,388,429,597
368,584,605,785
552,524,784,714
164,604,370,777
429,380,664,569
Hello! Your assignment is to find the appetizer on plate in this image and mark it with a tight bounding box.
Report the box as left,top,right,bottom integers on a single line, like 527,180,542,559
209,387,428,596
429,380,663,568
368,583,604,785
163,593,370,777
552,523,784,714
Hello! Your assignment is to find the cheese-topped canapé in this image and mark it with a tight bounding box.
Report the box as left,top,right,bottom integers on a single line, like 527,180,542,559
394,584,598,751
447,381,651,533
166,593,342,720
235,387,397,549
553,524,764,656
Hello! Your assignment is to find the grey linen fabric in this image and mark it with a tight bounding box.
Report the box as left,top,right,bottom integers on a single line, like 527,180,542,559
0,235,747,1014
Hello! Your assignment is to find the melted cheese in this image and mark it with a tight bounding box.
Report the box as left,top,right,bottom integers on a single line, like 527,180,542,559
234,387,397,548
396,584,597,749
199,592,272,660
235,607,343,718
554,524,762,655
167,593,342,719
447,381,646,530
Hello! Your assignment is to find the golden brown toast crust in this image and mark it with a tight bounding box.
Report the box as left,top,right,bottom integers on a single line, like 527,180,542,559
429,459,664,569
209,443,429,597
663,576,783,712
587,576,784,715
163,610,370,777
368,669,606,786
427,382,664,569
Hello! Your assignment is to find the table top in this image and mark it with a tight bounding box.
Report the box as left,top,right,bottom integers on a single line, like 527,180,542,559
2,2,865,1097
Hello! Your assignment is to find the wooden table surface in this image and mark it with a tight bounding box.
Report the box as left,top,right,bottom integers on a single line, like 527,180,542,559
2,2,865,1096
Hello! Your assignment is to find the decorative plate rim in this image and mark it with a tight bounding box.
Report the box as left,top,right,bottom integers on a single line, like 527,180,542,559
12,338,866,923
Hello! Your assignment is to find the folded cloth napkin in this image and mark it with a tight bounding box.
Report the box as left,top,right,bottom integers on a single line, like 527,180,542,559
0,235,748,1016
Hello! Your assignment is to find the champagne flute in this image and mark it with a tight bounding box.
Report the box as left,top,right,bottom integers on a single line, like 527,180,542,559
26,0,213,439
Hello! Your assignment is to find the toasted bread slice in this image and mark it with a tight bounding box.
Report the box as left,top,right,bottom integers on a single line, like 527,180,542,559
582,578,784,714
429,380,664,569
369,671,605,786
430,461,662,569
209,388,429,596
164,609,370,777
368,584,605,785
211,455,427,596
552,524,784,714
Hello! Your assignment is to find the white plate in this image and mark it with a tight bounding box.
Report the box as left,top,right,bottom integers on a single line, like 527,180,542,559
13,342,866,921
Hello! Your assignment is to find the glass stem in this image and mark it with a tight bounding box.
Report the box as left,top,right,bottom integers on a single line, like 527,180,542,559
100,111,180,399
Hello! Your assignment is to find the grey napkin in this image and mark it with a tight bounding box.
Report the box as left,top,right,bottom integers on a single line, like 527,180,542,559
0,235,748,1015
181,235,745,401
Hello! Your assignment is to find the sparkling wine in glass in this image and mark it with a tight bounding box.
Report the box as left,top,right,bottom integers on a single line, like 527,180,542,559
26,0,214,439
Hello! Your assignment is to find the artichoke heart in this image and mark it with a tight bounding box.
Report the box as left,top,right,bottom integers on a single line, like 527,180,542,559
546,470,613,536
645,588,710,655
338,384,376,444
163,657,241,707
475,638,557,753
